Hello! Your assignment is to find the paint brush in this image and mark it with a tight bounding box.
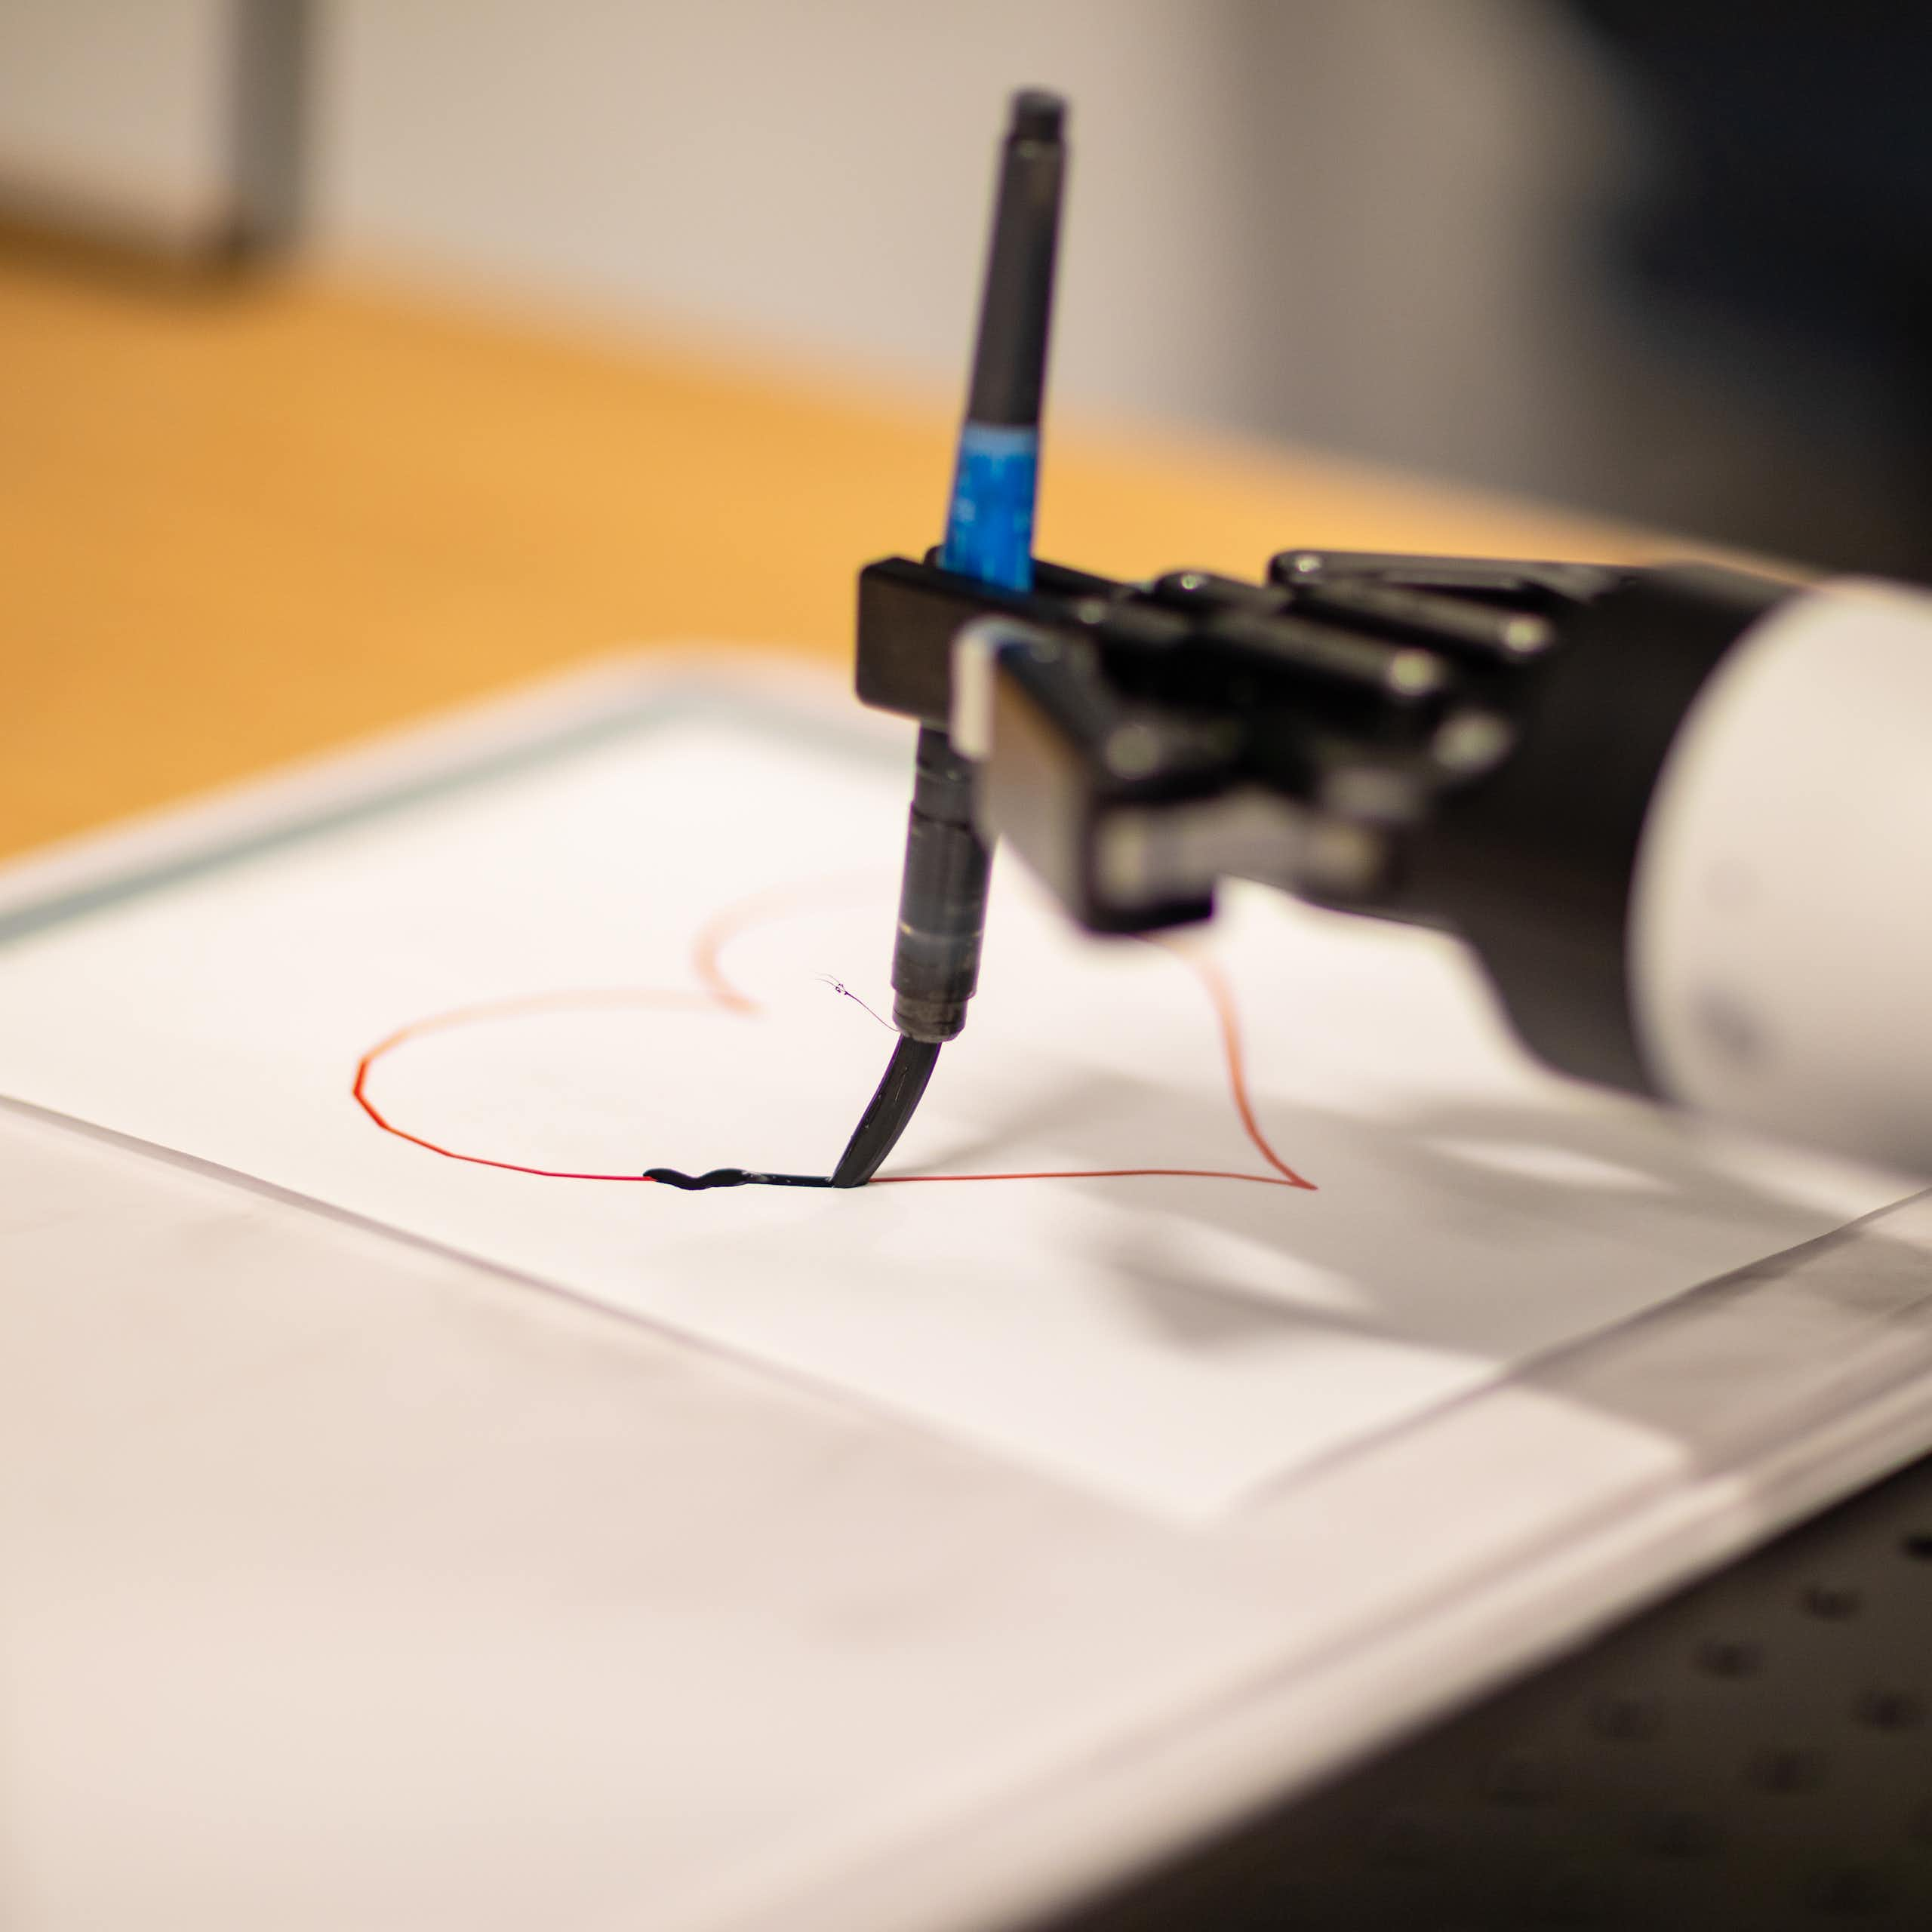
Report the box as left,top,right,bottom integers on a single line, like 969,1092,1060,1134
830,88,1067,1189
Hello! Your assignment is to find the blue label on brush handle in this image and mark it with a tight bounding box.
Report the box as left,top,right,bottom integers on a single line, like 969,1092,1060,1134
940,421,1039,592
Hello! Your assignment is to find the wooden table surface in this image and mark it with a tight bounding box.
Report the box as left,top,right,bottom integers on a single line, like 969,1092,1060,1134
0,251,1662,863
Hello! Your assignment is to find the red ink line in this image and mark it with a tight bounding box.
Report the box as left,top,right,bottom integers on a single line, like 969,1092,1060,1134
876,1168,1297,1186
351,989,718,1183
351,876,1316,1193
1145,939,1316,1189
691,873,878,1012
352,1047,651,1183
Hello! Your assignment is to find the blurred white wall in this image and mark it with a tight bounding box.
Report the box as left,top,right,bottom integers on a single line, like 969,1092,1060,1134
315,0,1263,426
309,0,1674,516
0,0,236,242
1229,2,1629,486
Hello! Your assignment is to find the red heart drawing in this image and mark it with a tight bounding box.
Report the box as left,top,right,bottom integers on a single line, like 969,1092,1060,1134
352,878,1315,1192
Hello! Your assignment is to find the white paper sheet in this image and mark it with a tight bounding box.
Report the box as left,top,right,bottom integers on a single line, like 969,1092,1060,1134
0,683,1908,1514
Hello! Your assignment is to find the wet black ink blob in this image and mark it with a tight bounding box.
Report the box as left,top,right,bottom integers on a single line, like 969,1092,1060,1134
645,1168,835,1191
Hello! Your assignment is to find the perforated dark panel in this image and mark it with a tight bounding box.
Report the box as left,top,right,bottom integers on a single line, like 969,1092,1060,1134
1043,1451,1932,1930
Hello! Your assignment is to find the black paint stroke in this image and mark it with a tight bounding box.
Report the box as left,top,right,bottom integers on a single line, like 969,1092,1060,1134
645,1167,835,1191
830,1036,942,1189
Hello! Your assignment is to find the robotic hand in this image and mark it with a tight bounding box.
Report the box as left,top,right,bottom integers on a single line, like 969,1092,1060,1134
854,545,1932,1175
